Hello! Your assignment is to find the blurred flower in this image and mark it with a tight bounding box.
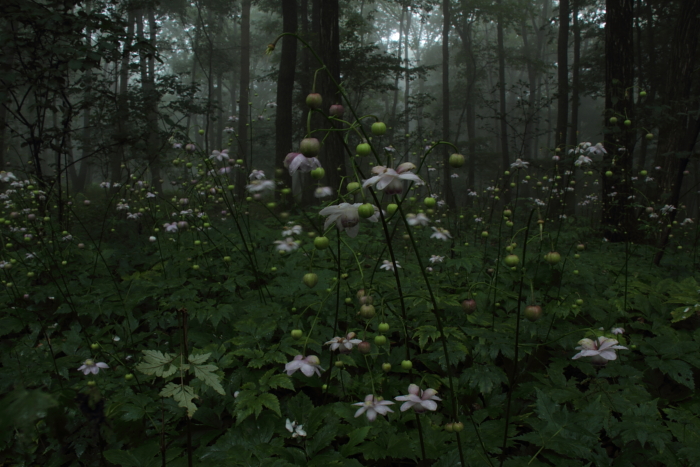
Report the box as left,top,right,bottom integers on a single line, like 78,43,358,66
395,384,441,413
572,336,627,363
380,260,400,271
430,227,451,241
146,192,156,198
510,159,529,169
274,237,299,253
282,224,302,236
451,173,459,178
223,127,234,133
325,332,362,351
100,181,111,189
228,116,239,122
681,218,694,226
588,143,607,155
149,236,156,242
172,143,182,149
611,327,625,335
126,212,142,220
660,205,676,215
164,222,178,233
285,419,306,438
249,169,266,180
362,163,423,195
285,355,323,377
314,186,333,198
116,203,129,211
430,255,444,264
552,155,560,161
353,395,394,422
406,213,430,226
575,155,592,167
284,152,321,175
77,359,109,375
320,203,379,238
210,149,229,162
246,180,275,194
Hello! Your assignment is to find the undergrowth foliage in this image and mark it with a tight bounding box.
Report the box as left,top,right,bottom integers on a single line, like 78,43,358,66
1,38,700,467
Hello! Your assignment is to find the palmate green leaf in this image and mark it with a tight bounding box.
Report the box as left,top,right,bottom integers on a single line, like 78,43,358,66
192,363,225,395
462,364,508,394
340,426,371,457
614,399,671,452
160,382,198,418
188,353,211,365
259,369,294,391
135,350,178,378
235,391,281,422
645,356,695,389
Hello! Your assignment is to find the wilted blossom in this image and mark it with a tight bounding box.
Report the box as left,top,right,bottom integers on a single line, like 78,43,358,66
380,260,401,271
274,237,299,253
325,332,362,352
572,336,627,364
353,395,394,422
362,163,423,195
285,355,323,377
510,159,529,169
319,203,379,238
430,227,452,241
284,152,322,176
285,419,306,438
77,359,109,375
394,384,441,413
210,149,229,162
314,186,333,198
406,213,430,226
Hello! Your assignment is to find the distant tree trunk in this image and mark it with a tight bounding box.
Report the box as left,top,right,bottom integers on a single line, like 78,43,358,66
568,0,580,147
111,8,135,188
652,0,700,265
275,0,297,199
455,15,477,189
236,0,251,199
404,6,411,134
442,0,455,207
318,0,345,191
390,5,405,135
215,71,223,151
555,0,569,150
146,6,161,194
520,20,535,161
601,0,635,241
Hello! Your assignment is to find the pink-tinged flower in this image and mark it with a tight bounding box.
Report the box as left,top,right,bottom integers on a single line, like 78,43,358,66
185,143,196,152
406,213,430,226
575,155,592,167
77,359,109,375
172,143,182,149
285,355,323,377
611,327,625,335
325,332,362,352
249,169,266,180
210,149,229,161
362,163,423,194
587,143,607,155
353,394,394,421
284,152,321,175
510,159,529,169
164,222,178,233
394,384,441,413
430,227,451,241
319,203,379,238
572,336,627,364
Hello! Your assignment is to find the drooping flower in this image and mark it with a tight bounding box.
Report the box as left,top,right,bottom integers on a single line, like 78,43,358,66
319,203,379,238
587,143,607,155
314,186,333,198
353,394,394,422
394,384,441,413
325,332,362,352
430,255,444,264
246,180,275,194
274,237,299,253
406,213,430,226
284,152,321,175
572,336,628,364
362,163,423,195
575,155,592,167
611,327,625,335
0,172,18,182
210,149,229,162
430,227,452,241
77,359,109,375
249,170,266,180
164,222,178,233
380,260,400,271
282,224,302,236
285,419,306,438
510,159,529,169
285,355,323,377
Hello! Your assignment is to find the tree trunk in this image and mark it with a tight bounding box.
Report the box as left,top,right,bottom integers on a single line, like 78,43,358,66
111,8,135,188
236,0,251,199
275,0,297,200
442,0,455,207
568,0,580,147
404,6,411,134
146,6,161,194
390,5,405,136
601,0,635,241
555,0,569,150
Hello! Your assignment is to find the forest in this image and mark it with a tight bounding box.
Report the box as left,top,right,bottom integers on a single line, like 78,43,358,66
1,0,699,465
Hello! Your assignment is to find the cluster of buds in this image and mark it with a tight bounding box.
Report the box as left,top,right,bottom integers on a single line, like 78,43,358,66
357,289,375,318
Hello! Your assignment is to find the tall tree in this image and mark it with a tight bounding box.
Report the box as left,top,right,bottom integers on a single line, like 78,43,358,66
236,0,251,198
601,0,635,240
275,0,298,198
555,0,569,150
111,8,135,188
442,0,455,207
495,0,510,204
568,0,580,147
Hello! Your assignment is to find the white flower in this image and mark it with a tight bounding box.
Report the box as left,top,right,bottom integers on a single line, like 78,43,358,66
284,152,322,175
99,181,111,189
149,236,156,242
362,163,423,194
660,205,676,215
164,222,178,233
325,332,362,351
274,237,299,253
572,336,627,364
319,203,379,238
116,203,129,211
429,255,444,264
681,218,694,226
126,212,142,220
575,155,592,167
611,327,625,335
510,159,529,169
353,395,394,422
451,173,459,178
249,170,266,180
587,143,607,155
285,419,306,438
77,359,109,375
146,192,156,198
430,227,452,241
282,224,302,236
406,213,430,226
394,384,441,413
380,260,400,271
314,186,333,198
210,149,229,161
246,180,275,194
285,355,323,377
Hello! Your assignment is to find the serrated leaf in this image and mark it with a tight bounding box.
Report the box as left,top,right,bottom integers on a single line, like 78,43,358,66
192,363,225,395
160,382,198,418
258,393,281,417
340,426,371,457
136,350,178,378
188,353,211,365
